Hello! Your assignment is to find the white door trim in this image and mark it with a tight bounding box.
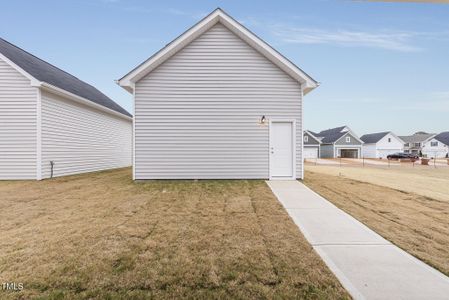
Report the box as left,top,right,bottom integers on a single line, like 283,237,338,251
269,119,296,180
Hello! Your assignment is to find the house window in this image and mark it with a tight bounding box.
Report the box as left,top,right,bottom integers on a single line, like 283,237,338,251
431,141,438,147
304,135,308,142
388,138,391,143
414,143,421,147
404,150,410,153
404,143,410,147
346,136,351,143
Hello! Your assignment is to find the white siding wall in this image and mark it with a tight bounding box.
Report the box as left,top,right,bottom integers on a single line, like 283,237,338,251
362,144,377,158
134,23,303,179
363,133,404,158
422,138,448,158
0,57,37,179
41,90,132,178
376,133,403,158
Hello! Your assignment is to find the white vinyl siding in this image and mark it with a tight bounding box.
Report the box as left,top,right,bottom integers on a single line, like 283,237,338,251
422,138,448,158
304,146,319,159
362,144,377,158
134,24,303,179
41,90,132,179
362,133,404,158
0,57,37,179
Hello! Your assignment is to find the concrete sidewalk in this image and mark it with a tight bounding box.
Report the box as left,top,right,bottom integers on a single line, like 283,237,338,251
267,180,449,300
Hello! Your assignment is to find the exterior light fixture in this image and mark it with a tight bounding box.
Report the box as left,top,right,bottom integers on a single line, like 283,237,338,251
260,115,266,125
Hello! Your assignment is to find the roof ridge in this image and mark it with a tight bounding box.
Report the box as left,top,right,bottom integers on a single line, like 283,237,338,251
361,131,390,136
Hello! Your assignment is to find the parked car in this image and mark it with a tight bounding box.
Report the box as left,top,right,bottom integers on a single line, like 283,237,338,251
387,152,419,160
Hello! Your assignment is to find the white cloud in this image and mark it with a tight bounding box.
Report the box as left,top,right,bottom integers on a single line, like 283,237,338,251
391,91,449,112
394,99,449,112
271,26,422,52
238,15,439,52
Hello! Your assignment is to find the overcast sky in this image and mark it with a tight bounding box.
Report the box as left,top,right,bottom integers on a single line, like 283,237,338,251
1,0,448,135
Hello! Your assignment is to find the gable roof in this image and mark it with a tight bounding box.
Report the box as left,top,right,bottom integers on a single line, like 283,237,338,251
0,37,131,118
315,126,348,143
304,130,322,144
399,133,435,144
314,125,363,144
360,132,390,144
361,131,404,144
117,8,318,94
434,132,449,146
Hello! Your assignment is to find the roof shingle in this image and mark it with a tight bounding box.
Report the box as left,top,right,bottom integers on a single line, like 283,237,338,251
0,38,131,117
360,132,390,144
315,126,349,143
434,132,449,146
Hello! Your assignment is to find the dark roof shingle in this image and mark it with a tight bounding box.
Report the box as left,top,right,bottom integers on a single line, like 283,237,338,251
0,38,131,117
360,132,390,144
434,132,449,146
315,126,349,143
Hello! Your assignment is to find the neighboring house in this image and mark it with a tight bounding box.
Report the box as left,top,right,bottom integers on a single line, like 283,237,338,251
360,132,404,158
422,132,449,158
399,132,435,155
118,8,318,180
303,130,321,159
313,126,363,158
0,38,132,180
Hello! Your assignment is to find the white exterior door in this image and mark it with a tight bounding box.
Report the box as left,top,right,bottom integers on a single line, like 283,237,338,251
270,121,294,178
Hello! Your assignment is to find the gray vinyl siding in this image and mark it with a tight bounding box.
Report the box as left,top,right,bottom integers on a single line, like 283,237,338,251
0,57,37,179
319,145,334,158
304,132,319,145
134,23,303,179
335,133,363,145
41,90,132,179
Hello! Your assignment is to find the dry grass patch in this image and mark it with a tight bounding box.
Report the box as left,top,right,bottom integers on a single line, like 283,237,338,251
0,168,348,299
304,170,449,277
306,165,449,202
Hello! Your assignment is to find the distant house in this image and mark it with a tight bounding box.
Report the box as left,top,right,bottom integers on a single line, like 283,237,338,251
0,38,132,180
422,132,449,158
303,130,321,159
399,132,435,155
360,132,404,159
313,126,363,158
117,8,318,180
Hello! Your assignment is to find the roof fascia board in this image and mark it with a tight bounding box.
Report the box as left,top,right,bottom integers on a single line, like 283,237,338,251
434,135,449,146
117,9,318,93
387,132,405,144
118,10,220,90
0,52,41,86
335,131,364,145
38,82,132,121
305,130,322,144
422,134,437,144
216,12,317,92
344,127,364,144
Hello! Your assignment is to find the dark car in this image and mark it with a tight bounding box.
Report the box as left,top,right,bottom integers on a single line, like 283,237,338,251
387,152,419,160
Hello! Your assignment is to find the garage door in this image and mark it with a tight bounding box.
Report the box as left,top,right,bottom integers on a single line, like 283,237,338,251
340,149,358,158
304,147,318,159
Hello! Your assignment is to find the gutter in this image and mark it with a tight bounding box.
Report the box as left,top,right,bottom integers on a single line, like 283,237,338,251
35,82,133,121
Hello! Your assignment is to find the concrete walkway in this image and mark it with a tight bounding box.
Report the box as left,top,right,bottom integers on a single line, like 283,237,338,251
267,180,449,300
